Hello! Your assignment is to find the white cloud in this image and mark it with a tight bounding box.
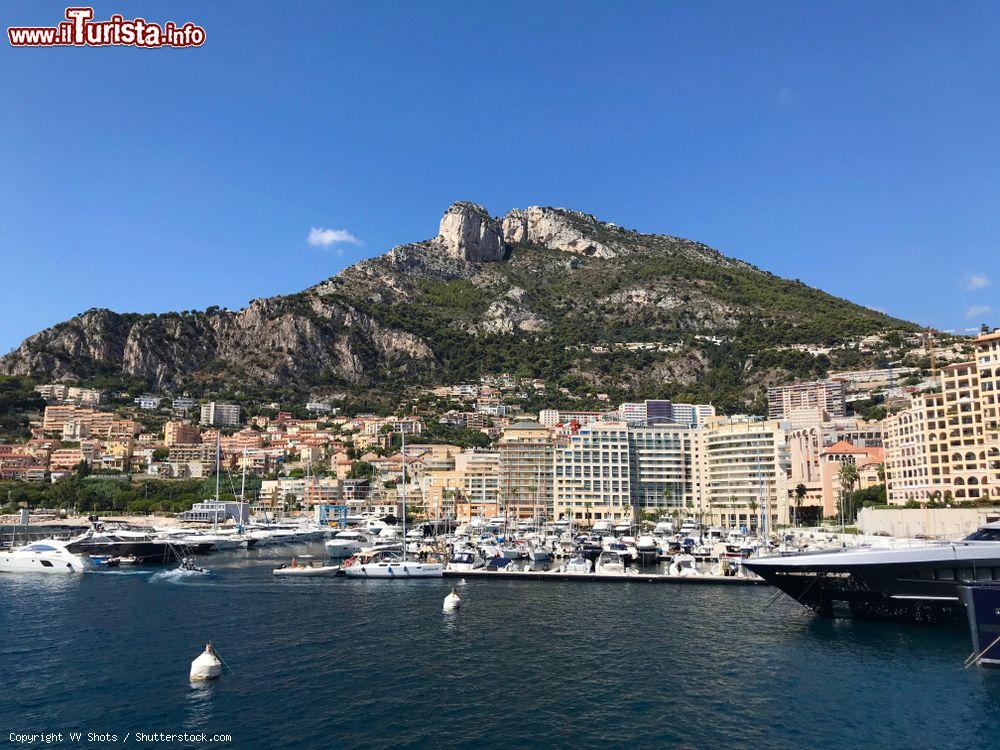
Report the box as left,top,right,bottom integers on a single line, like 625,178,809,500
963,272,991,291
307,227,361,250
965,304,991,319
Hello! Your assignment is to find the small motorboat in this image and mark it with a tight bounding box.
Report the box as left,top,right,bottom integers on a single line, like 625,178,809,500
274,557,341,577
179,557,210,574
636,534,659,564
447,550,485,572
562,553,593,574
667,553,700,577
89,554,120,568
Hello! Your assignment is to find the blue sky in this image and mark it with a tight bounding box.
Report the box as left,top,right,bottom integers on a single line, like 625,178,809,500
2,1,999,352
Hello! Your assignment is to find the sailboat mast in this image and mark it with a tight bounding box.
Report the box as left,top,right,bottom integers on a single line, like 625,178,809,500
400,426,407,562
240,448,247,500
214,431,221,533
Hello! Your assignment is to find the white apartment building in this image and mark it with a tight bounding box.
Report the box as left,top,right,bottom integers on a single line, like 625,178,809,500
768,379,846,421
671,403,716,427
698,417,790,530
553,421,697,523
200,401,241,428
553,421,633,522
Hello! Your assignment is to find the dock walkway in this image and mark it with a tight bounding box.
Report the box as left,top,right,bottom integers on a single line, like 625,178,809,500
443,569,766,585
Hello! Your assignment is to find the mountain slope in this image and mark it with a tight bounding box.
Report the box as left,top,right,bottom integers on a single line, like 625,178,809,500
1,202,918,410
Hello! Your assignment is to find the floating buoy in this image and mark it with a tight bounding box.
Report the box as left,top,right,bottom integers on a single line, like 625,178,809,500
190,642,223,682
443,587,461,612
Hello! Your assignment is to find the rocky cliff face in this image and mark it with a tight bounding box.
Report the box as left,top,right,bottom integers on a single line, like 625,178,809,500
1,200,915,407
436,201,507,262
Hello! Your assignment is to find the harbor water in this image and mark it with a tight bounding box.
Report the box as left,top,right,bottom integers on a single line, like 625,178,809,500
2,543,999,749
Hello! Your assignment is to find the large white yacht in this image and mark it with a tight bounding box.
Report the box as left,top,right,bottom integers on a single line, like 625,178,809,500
0,539,94,574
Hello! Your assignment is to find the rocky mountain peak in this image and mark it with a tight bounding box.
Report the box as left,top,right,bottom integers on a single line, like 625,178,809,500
502,206,617,258
435,201,507,262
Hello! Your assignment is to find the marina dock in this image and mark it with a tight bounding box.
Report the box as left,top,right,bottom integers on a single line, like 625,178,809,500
443,569,766,585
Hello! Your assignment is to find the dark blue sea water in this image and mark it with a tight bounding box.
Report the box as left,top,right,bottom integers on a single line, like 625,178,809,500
2,543,998,749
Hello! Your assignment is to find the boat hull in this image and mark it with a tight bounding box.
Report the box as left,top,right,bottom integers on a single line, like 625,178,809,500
961,585,1000,666
744,550,1000,624
273,566,341,577
343,562,444,578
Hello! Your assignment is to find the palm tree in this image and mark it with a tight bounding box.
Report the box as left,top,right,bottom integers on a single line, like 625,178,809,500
794,483,807,527
838,463,860,524
747,499,758,532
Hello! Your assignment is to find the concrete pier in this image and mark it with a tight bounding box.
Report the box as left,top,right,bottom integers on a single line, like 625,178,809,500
443,569,766,585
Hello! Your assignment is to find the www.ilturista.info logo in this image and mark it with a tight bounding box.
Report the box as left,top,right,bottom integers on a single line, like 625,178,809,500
8,7,205,48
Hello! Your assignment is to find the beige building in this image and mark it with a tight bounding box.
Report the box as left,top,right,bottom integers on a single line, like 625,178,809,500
498,421,554,520
422,449,500,521
884,344,1000,505
789,417,883,514
164,420,202,447
698,417,790,530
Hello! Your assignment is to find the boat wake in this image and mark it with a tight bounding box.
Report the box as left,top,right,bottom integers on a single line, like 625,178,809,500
150,568,211,584
90,569,154,576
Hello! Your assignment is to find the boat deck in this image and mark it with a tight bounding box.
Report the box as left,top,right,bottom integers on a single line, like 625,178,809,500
443,569,765,585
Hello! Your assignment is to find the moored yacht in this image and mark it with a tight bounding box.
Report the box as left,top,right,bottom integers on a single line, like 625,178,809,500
0,538,94,574
744,521,1000,624
325,530,371,558
447,549,485,572
343,549,444,578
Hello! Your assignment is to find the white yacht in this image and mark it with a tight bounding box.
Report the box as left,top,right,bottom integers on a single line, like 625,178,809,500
562,553,593,574
343,549,444,578
636,534,659,563
595,549,633,574
325,530,371,558
667,553,700,577
447,549,485,571
0,539,94,574
592,520,612,536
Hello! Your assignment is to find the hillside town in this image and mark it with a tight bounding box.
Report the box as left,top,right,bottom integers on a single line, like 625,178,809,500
2,328,997,537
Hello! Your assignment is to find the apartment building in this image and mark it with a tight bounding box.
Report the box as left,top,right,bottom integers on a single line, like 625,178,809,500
789,417,883,511
539,409,606,428
200,401,241,428
697,417,790,530
164,420,201,447
883,392,937,504
553,421,697,523
35,384,103,406
167,443,217,477
976,329,1000,497
670,403,716,427
422,449,500,521
767,379,847,421
883,337,1000,505
553,421,633,523
498,421,554,518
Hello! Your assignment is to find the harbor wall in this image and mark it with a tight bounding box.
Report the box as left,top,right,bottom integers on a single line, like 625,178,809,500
856,507,1000,540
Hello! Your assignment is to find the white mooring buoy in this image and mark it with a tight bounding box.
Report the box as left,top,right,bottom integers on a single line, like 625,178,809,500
190,642,223,682
443,587,461,612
